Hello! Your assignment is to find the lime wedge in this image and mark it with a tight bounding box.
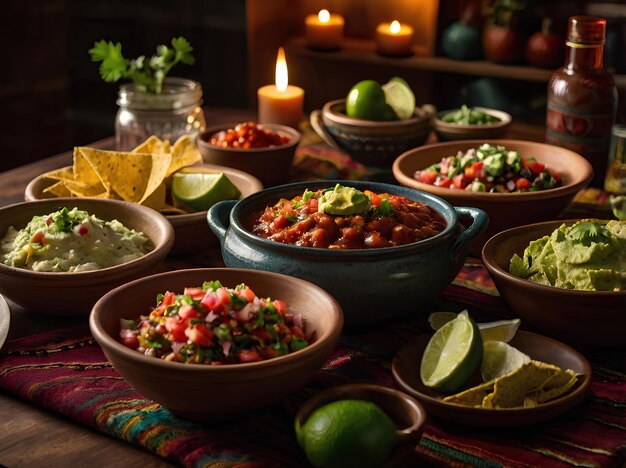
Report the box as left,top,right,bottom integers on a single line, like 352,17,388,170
420,310,483,394
382,78,415,120
428,312,521,343
481,340,530,383
171,172,241,212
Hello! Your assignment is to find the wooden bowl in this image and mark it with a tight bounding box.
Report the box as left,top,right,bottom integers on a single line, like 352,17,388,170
89,268,343,420
393,331,592,427
0,198,174,316
24,163,263,256
197,123,301,187
392,139,593,248
482,219,626,348
434,107,512,141
294,383,427,467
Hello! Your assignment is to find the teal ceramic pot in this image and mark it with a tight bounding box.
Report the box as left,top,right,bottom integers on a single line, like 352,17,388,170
442,22,483,60
208,180,488,326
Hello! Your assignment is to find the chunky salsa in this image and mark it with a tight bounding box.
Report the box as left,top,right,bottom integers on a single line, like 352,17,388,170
208,122,290,149
120,280,308,365
414,143,562,193
249,185,447,249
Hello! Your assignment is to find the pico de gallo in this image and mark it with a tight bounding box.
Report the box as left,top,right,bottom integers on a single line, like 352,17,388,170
249,185,447,249
207,121,290,149
119,280,309,365
414,143,562,193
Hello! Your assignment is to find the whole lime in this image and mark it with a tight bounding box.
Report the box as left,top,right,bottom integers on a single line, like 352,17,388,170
296,399,397,468
345,80,387,120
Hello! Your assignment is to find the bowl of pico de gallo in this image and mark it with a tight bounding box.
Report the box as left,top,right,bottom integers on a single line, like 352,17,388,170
392,140,593,248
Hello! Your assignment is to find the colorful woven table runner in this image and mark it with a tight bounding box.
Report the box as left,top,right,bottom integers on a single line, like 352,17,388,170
1,261,625,468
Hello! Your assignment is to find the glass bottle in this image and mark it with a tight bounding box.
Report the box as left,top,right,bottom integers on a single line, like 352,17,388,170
604,124,626,194
115,77,206,150
546,16,618,187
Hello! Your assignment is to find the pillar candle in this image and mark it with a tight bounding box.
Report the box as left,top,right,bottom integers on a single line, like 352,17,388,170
305,9,345,50
258,48,304,129
376,20,414,56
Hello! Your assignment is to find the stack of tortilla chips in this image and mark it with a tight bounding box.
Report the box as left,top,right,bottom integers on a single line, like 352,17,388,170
43,135,202,213
444,360,579,409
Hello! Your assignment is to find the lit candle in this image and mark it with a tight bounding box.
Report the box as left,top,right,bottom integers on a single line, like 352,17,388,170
257,48,304,129
305,9,345,50
376,20,414,56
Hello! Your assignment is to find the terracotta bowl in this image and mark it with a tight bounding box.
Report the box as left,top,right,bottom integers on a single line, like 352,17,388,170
482,219,626,348
197,123,301,187
0,198,174,316
294,383,427,467
310,99,435,168
207,180,488,326
24,163,263,256
393,139,593,248
89,268,343,420
434,107,512,141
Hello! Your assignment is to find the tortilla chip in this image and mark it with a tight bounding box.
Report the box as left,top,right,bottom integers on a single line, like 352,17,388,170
132,135,171,154
43,167,75,182
159,204,188,215
43,181,72,198
73,147,104,186
168,135,202,176
444,381,495,407
525,370,579,404
140,182,166,211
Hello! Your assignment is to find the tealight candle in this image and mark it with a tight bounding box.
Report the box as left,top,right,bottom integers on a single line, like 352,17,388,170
376,20,414,56
305,9,345,50
257,47,304,129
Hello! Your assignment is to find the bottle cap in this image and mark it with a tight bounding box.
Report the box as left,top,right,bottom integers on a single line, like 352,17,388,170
567,16,606,45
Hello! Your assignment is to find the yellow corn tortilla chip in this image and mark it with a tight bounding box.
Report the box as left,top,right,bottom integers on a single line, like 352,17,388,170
43,167,75,182
76,147,171,203
73,147,104,186
43,181,72,198
525,370,579,404
132,135,171,154
158,204,188,215
443,381,495,407
483,361,566,409
140,182,166,211
168,135,202,176
61,178,109,198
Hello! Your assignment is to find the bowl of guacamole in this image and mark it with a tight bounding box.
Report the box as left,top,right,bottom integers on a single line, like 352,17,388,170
0,199,174,316
482,219,626,348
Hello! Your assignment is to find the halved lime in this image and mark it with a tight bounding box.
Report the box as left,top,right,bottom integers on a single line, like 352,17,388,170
382,77,415,120
296,399,397,468
428,312,521,343
420,310,483,394
171,172,241,212
481,340,530,382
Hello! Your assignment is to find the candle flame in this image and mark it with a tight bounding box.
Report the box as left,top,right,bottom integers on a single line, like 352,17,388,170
275,47,288,92
318,9,330,23
390,20,401,34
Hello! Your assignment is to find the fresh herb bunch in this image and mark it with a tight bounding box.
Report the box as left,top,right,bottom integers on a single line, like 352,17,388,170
89,36,195,94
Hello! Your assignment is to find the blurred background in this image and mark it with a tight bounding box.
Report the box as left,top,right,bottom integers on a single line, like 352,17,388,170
1,0,625,172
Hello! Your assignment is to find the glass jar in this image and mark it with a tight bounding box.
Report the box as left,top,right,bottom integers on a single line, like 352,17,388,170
604,124,626,194
115,77,206,150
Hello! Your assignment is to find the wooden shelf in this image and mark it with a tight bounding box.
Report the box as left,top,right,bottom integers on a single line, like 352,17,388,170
286,36,626,87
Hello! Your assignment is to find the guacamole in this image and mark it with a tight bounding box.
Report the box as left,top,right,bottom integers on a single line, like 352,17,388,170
509,219,626,291
1,207,151,272
318,184,371,215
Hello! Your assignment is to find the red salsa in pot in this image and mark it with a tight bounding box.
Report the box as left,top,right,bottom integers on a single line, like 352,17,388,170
249,185,447,249
119,280,308,365
208,122,290,149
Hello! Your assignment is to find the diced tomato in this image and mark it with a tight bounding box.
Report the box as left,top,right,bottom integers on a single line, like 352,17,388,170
201,291,218,310
418,170,438,185
161,292,176,307
216,288,231,306
30,231,46,245
238,349,263,363
435,177,452,188
452,174,466,189
292,325,305,339
251,328,272,343
264,346,277,359
464,161,484,180
178,304,200,319
78,225,88,236
272,215,289,230
45,217,53,225
528,161,545,175
184,287,205,300
550,170,562,181
308,198,318,211
186,325,213,347
120,329,139,349
516,178,532,190
165,317,187,342
364,190,381,206
238,286,256,303
272,300,289,315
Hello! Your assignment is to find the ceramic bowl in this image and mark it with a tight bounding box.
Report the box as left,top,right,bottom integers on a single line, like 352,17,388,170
393,139,593,248
393,331,592,427
207,180,488,326
482,219,626,348
197,123,301,187
89,268,343,420
0,198,174,316
310,99,435,168
294,383,427,467
24,163,263,256
434,107,512,141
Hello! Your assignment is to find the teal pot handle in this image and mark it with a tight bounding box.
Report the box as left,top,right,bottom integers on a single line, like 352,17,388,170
207,200,237,247
309,110,341,150
450,206,489,260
